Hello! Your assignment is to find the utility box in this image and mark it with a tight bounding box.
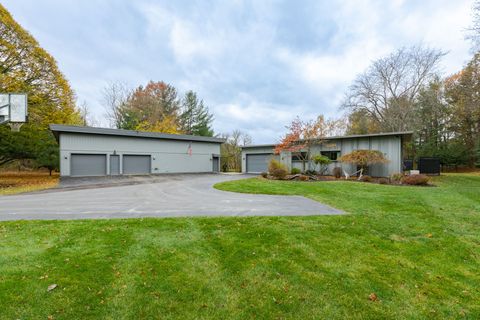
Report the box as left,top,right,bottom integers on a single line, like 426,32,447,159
418,157,441,175
403,159,414,171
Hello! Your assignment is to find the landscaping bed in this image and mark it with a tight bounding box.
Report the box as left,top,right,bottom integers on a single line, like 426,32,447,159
261,172,434,186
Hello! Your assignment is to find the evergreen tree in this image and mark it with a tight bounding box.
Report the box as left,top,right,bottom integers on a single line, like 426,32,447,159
179,91,214,136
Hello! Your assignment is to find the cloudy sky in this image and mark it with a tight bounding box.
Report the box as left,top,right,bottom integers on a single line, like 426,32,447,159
3,0,474,143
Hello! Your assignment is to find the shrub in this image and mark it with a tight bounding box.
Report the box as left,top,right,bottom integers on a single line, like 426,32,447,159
401,174,430,185
390,173,403,183
339,150,389,175
260,172,268,178
299,175,309,181
333,167,342,178
360,175,373,182
305,169,317,175
271,168,287,180
311,154,331,175
269,159,288,179
268,159,286,173
291,168,301,175
378,178,389,184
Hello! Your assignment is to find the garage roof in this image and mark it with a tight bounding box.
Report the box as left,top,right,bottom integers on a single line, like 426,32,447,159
242,131,413,149
50,124,226,143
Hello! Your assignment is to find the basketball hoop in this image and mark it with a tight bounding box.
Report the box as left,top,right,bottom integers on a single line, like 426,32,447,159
0,93,27,132
8,122,24,132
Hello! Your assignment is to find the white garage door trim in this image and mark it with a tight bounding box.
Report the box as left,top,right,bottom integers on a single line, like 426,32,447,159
123,155,151,175
70,154,107,177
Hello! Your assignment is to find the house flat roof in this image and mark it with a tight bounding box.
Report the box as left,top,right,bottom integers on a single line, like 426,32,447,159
242,131,413,149
50,124,226,144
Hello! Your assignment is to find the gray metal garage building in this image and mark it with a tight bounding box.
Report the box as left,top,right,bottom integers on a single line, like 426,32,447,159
50,125,224,177
241,131,412,177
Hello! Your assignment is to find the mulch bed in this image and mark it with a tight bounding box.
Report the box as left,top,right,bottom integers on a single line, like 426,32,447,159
262,174,435,187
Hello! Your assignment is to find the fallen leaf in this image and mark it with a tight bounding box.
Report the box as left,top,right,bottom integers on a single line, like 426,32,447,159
368,293,378,301
47,284,58,292
426,233,433,238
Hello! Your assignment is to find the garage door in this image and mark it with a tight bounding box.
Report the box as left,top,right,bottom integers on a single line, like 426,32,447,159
123,155,151,175
246,153,273,173
71,154,107,177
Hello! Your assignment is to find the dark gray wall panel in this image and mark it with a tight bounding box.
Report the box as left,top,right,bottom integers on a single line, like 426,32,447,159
71,154,106,177
123,155,151,175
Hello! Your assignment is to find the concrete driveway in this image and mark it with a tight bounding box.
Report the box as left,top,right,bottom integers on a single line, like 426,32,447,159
0,174,343,221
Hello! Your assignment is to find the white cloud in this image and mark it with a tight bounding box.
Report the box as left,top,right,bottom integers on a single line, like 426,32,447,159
2,0,474,143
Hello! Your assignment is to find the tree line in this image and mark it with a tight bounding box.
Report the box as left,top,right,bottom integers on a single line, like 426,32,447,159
103,81,214,137
0,4,83,173
342,46,480,168
0,3,216,173
2,1,479,173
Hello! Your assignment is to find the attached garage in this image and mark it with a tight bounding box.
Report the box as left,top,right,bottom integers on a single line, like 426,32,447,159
241,145,284,174
71,154,106,177
50,125,225,177
123,155,151,175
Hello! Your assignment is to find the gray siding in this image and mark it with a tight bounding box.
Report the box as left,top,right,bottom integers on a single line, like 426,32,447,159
59,133,221,176
241,135,403,177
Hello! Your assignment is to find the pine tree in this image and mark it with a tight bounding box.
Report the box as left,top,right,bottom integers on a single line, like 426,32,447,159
179,91,214,136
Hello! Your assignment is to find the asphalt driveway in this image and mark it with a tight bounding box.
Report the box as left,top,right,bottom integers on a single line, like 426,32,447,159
0,174,343,221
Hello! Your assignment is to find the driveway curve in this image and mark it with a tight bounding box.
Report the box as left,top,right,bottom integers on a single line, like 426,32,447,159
0,174,343,221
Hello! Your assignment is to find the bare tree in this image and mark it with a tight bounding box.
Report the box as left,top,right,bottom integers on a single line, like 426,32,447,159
467,0,480,51
102,82,130,128
78,100,99,127
220,130,253,172
343,45,445,132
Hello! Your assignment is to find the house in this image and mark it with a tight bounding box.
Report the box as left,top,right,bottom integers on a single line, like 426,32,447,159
241,131,412,177
50,125,225,177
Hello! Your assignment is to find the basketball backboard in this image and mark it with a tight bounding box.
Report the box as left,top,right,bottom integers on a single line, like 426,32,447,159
0,93,27,130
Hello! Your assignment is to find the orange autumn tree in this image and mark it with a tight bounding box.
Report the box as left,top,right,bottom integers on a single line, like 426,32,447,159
275,116,340,172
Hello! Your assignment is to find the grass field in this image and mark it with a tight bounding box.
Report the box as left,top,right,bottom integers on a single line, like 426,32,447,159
0,174,479,319
0,171,59,195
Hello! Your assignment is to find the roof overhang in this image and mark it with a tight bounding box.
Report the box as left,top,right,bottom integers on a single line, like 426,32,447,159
50,124,226,144
241,131,413,149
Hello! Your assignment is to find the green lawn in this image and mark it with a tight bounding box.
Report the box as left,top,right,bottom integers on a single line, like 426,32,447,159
0,174,479,319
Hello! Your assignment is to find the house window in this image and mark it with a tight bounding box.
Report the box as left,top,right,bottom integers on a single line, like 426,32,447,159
321,151,340,161
292,152,307,161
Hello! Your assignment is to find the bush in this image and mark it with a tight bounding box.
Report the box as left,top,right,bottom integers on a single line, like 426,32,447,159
305,169,317,175
268,159,286,173
268,159,287,179
299,175,309,181
360,175,373,182
378,177,389,184
333,167,342,178
390,173,403,183
311,154,331,175
401,174,430,185
260,172,268,178
291,168,301,175
271,168,287,180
